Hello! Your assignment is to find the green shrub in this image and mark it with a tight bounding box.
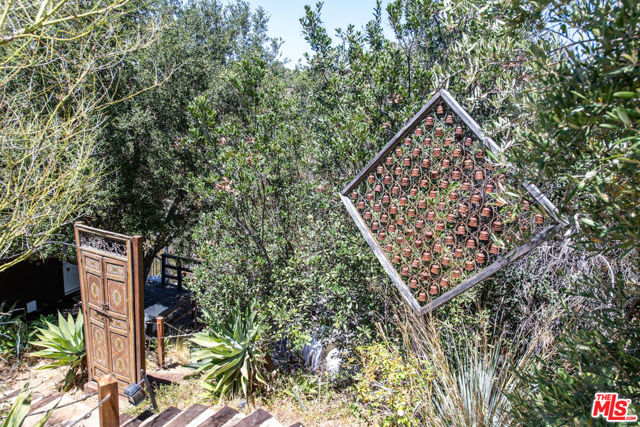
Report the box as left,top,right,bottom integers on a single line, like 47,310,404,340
29,312,86,391
190,305,267,400
0,304,26,363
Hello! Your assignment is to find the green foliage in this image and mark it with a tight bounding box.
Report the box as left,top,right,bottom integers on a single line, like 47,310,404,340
29,312,86,391
190,305,267,400
1,386,56,427
510,275,640,426
355,342,429,426
0,305,26,362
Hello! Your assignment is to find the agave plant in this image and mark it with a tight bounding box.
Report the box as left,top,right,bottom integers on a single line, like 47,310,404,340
189,305,267,400
1,385,57,427
29,311,86,391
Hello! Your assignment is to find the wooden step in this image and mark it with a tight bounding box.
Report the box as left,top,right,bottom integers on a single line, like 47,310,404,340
165,404,208,427
139,406,181,427
219,412,245,427
195,405,239,427
29,393,61,413
234,409,276,427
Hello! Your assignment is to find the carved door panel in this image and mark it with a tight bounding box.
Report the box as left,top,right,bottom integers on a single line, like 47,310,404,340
74,224,144,393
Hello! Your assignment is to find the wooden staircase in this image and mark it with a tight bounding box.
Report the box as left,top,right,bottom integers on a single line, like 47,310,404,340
118,405,302,427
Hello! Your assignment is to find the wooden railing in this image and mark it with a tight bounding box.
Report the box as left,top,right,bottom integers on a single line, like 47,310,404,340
160,253,201,290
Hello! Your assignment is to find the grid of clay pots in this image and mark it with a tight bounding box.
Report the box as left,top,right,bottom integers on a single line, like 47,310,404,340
350,103,546,304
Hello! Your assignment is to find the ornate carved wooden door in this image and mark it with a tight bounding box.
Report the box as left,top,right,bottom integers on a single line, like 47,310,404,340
74,223,145,392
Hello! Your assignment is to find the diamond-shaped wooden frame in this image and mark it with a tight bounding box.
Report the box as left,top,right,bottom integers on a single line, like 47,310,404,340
341,90,563,315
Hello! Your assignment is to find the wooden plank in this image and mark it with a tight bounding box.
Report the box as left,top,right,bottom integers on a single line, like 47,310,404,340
341,195,421,314
97,374,120,427
419,223,564,315
165,404,208,427
28,393,61,412
196,405,238,427
234,409,272,427
132,235,145,381
74,222,93,381
140,406,181,427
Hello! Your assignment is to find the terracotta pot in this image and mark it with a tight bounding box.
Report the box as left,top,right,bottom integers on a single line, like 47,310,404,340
485,183,494,193
374,203,381,212
476,151,484,160
411,168,420,177
364,211,372,220
435,127,443,137
425,116,434,126
416,219,425,229
421,158,430,168
492,221,503,232
382,194,390,204
399,196,408,206
453,148,462,158
442,158,450,168
351,191,358,200
378,231,386,240
418,200,426,209
471,194,481,205
433,147,442,157
534,214,544,224
381,214,388,223
375,184,382,193
455,125,463,136
401,267,409,276
476,253,486,264
372,221,379,231
459,203,469,214
452,170,461,180
446,213,456,223
454,247,464,258
445,235,454,245
385,244,393,252
404,137,412,145
411,259,420,269
489,244,500,255
403,248,411,257
462,182,471,191
474,170,484,180
433,243,442,253
413,147,421,157
392,254,401,264
420,179,429,188
409,187,418,196
415,128,423,136
388,223,396,232
358,201,365,210
481,207,491,217
449,192,458,201
403,156,411,166
457,225,466,235
429,190,437,199
421,271,430,281
522,200,530,210
425,230,434,240
468,217,478,227
395,147,403,157
424,137,432,146
442,256,451,266
401,177,409,187
422,252,432,262
410,278,418,288
392,185,400,195
445,114,453,124
386,156,394,165
427,211,436,221
436,221,445,232
429,286,438,296
479,230,489,241
415,238,423,248
366,192,374,201
440,276,449,287
452,269,461,279
408,208,416,217
390,205,398,214
368,174,375,183
465,260,474,271
444,137,452,146
464,137,473,147
466,238,476,249
464,159,473,169
437,105,444,115
395,166,402,175
438,202,446,211
397,217,405,226
431,263,440,274
439,179,449,189
419,292,428,301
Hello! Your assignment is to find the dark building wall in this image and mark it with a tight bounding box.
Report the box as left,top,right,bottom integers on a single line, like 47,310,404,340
0,258,64,314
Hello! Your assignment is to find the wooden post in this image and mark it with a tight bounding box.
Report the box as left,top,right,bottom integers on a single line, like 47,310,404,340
160,253,166,286
177,260,183,290
97,374,119,427
156,316,165,368
132,235,145,381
